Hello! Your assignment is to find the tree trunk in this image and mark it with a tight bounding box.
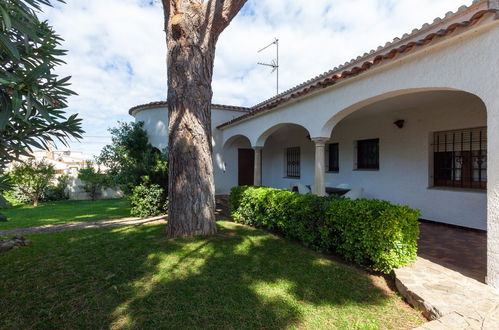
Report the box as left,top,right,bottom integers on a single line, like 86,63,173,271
162,0,247,238
33,198,38,207
166,47,217,237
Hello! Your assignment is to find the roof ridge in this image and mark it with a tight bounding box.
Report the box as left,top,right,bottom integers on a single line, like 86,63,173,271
218,6,497,129
251,0,489,109
129,101,252,115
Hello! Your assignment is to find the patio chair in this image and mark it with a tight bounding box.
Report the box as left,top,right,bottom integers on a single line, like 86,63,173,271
343,187,363,200
297,183,312,194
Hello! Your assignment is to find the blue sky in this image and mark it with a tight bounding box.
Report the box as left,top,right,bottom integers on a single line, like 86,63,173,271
40,0,473,158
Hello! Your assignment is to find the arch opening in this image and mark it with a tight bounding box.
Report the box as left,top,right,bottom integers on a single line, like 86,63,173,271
321,88,488,281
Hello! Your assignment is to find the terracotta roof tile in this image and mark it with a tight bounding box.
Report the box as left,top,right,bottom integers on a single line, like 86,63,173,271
218,3,497,129
128,101,251,115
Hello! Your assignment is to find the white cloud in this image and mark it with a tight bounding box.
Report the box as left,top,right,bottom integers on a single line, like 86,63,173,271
40,0,473,157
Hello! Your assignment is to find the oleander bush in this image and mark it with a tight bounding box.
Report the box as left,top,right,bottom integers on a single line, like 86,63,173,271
230,186,420,273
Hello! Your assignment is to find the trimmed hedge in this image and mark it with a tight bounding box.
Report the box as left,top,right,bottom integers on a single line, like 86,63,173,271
130,183,168,217
230,186,420,273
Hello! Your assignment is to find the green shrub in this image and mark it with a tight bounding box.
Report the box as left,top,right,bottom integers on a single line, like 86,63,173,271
130,183,168,218
43,175,69,201
321,198,420,273
78,166,110,201
230,186,420,273
0,195,11,209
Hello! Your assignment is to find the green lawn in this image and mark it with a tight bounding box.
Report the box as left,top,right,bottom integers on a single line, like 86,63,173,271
0,199,131,230
0,221,424,329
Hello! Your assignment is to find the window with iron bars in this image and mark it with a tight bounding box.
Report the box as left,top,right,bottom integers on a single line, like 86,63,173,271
286,147,300,178
357,139,379,170
433,127,487,189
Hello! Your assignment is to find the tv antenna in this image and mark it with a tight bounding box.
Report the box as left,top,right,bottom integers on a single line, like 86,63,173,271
257,38,279,95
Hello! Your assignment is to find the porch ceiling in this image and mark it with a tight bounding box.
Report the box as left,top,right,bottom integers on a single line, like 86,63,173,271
343,90,485,121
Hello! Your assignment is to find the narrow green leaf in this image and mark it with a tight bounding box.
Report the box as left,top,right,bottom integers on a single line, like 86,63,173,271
0,33,20,59
0,6,12,30
0,95,12,130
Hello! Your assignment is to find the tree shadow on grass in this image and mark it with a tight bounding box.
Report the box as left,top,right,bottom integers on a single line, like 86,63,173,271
0,222,407,329
110,223,395,328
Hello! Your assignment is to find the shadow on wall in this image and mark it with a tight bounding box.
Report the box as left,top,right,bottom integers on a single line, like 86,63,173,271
66,177,124,201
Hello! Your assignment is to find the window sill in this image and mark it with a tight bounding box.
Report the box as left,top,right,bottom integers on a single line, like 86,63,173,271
353,168,379,171
427,186,486,194
283,176,300,179
326,170,339,173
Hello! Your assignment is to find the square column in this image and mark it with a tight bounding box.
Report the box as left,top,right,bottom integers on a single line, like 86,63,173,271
253,147,263,186
487,100,499,288
312,138,329,196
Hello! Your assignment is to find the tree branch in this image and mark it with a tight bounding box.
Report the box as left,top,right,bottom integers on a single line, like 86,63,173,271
201,0,247,45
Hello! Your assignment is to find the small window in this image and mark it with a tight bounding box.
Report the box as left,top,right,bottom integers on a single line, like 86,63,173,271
286,147,300,178
327,143,339,172
433,127,486,189
357,139,379,170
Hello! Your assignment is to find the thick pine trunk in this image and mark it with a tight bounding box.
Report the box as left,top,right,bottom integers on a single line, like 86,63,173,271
165,20,217,238
162,0,247,238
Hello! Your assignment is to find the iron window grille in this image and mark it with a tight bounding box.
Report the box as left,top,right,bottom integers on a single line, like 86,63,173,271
433,127,487,189
327,143,339,172
286,147,300,178
357,139,379,170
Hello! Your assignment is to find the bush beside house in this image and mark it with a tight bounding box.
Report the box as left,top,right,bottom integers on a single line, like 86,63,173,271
230,186,420,273
129,181,168,217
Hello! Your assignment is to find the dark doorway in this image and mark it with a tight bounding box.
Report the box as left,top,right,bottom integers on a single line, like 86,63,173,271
238,148,254,186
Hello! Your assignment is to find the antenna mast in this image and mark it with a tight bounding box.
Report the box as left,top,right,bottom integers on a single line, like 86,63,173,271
257,38,279,95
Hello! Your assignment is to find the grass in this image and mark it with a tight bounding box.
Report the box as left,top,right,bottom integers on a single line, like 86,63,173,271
0,221,424,329
0,199,131,230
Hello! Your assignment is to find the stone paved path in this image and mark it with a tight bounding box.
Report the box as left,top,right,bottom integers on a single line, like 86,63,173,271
418,221,486,282
0,215,168,236
395,257,499,329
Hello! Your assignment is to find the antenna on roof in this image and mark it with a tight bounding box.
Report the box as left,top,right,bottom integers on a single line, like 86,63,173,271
257,38,279,96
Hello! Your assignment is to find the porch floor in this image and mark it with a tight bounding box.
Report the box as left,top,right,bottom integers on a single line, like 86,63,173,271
417,221,487,283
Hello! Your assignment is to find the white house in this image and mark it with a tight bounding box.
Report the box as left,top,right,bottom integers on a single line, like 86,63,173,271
130,1,499,287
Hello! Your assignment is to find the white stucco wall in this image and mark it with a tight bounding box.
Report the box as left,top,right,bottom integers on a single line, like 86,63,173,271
253,92,487,229
133,107,169,151
66,177,124,201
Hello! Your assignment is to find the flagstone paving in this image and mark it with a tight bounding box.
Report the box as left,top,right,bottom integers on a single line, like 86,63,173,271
395,257,499,329
418,221,487,282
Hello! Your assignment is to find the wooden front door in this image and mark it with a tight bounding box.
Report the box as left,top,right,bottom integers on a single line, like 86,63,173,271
238,148,255,186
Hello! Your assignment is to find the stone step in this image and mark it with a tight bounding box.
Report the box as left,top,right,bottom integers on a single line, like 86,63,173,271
394,257,499,329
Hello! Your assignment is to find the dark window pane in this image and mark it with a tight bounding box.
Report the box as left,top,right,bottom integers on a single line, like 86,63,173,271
357,139,379,170
286,147,300,178
433,127,486,189
328,143,339,172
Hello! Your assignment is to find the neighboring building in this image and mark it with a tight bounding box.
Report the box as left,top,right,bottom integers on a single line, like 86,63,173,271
130,1,499,287
7,148,122,200
22,148,87,176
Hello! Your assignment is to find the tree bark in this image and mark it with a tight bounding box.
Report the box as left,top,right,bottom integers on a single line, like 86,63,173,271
161,0,247,238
